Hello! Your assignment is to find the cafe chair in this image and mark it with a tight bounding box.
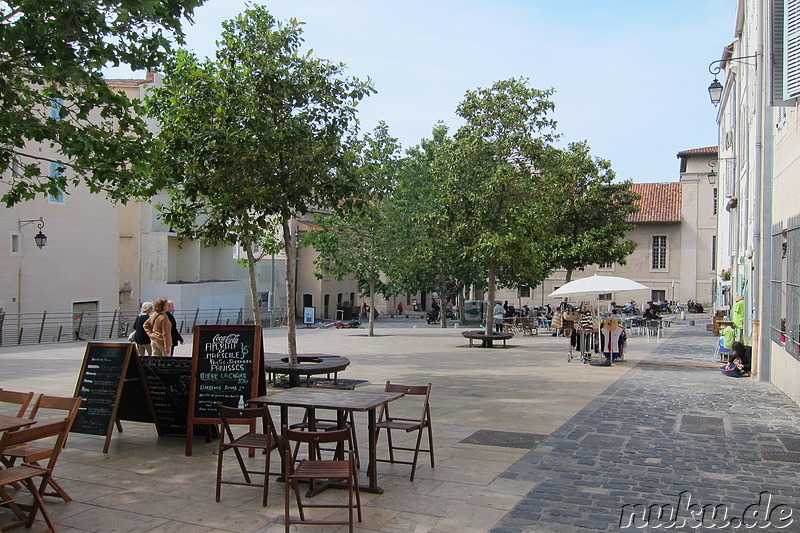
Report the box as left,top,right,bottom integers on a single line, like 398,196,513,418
374,381,434,481
0,389,35,418
290,383,360,467
215,403,282,507
282,426,361,533
0,417,72,533
2,395,81,502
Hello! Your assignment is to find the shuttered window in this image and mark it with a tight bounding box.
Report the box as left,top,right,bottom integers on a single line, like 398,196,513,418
785,0,800,98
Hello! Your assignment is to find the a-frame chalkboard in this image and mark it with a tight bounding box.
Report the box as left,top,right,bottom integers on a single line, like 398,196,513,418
185,325,265,455
72,342,157,453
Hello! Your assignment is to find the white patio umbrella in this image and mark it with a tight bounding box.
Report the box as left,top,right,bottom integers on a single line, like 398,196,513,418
549,275,649,298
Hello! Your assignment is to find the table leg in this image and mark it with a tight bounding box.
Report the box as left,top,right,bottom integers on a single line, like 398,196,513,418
366,407,383,493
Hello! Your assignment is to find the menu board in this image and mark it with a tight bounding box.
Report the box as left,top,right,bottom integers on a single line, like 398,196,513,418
71,343,136,452
141,356,213,438
185,325,264,455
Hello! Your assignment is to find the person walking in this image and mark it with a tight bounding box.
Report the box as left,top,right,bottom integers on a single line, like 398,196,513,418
144,298,172,357
166,300,184,355
493,301,506,333
397,302,403,315
132,302,153,356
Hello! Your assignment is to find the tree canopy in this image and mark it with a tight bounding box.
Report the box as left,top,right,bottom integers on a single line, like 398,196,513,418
145,6,373,361
0,0,204,205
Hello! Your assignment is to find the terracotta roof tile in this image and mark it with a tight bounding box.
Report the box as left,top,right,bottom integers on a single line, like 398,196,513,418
628,183,681,223
676,146,718,156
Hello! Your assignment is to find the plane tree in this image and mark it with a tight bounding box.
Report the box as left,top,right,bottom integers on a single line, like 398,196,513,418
0,0,204,206
302,122,401,336
145,6,373,362
444,77,560,334
542,141,640,283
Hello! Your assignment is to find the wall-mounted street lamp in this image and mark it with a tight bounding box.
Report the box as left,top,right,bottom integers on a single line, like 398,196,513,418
708,54,758,106
707,157,736,184
18,218,47,249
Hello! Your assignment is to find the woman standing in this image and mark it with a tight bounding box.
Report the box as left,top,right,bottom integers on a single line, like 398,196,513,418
132,302,153,356
143,298,172,357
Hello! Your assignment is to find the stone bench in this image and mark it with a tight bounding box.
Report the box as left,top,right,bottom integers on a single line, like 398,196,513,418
461,330,513,348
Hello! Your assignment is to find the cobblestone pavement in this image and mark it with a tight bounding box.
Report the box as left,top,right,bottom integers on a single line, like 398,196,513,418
492,326,800,533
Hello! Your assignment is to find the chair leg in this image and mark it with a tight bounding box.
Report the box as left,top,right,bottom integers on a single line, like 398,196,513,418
386,428,395,463
262,449,270,507
215,444,224,502
409,428,425,481
427,423,435,468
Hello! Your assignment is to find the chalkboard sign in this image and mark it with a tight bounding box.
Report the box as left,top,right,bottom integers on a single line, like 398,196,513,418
140,356,214,438
185,325,265,455
71,342,154,452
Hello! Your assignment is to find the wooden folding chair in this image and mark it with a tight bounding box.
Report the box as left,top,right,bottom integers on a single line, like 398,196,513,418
374,381,434,481
2,395,81,502
215,403,282,507
0,390,34,418
0,418,71,533
282,426,361,533
290,383,360,467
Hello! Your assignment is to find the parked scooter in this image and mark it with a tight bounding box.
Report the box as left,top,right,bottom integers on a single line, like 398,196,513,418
621,300,639,315
650,300,672,314
333,318,361,329
687,299,705,313
425,308,455,324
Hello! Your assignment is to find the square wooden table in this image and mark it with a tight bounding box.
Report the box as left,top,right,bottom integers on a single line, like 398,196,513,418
0,415,36,433
249,388,403,494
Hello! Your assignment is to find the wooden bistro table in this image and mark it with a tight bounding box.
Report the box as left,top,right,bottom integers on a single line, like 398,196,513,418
0,415,36,433
249,387,404,494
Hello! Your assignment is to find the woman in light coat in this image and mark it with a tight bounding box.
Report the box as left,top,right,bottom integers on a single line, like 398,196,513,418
144,298,172,356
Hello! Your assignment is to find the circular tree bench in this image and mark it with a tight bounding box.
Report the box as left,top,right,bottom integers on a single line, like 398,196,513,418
461,330,514,348
265,354,350,387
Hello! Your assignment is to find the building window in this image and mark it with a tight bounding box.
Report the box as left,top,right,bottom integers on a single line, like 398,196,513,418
713,188,718,215
597,262,613,270
519,286,531,298
711,235,717,271
598,293,612,301
50,97,64,120
48,161,65,203
651,235,667,270
651,290,666,302
10,233,21,255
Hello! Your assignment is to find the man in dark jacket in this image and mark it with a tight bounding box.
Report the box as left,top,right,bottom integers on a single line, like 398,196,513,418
166,300,184,355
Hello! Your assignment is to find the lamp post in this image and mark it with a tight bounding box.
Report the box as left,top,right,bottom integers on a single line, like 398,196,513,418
707,158,736,185
18,218,47,249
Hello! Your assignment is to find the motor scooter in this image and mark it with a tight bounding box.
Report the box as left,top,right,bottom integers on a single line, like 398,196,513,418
333,318,361,329
621,300,639,315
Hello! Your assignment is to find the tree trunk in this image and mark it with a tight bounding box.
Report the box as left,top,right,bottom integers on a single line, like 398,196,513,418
439,281,447,328
282,217,298,364
368,278,376,337
244,242,261,326
486,264,496,334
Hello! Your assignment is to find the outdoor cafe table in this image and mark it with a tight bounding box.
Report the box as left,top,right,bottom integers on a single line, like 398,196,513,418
0,415,36,433
249,388,404,494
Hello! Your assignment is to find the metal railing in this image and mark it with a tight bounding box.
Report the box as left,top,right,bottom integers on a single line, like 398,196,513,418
0,307,288,347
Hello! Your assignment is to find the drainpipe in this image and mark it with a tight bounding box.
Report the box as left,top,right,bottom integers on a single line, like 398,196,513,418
755,0,771,380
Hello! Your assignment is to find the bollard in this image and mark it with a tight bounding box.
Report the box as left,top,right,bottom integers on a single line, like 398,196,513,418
681,311,687,321
689,319,695,326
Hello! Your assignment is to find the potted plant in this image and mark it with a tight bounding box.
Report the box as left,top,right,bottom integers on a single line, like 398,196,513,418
780,318,786,343
719,269,731,282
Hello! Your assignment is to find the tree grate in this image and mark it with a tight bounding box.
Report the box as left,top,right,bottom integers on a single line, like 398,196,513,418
460,430,546,449
680,415,725,436
778,436,800,452
762,450,800,463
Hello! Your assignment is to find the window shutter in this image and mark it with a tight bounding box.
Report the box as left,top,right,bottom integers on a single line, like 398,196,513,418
784,0,800,98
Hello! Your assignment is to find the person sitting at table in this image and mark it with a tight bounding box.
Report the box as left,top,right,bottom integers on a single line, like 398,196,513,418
643,303,659,321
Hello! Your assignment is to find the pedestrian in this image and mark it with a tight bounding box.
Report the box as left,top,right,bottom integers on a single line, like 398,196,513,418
493,301,505,333
144,298,172,357
132,301,153,356
166,300,184,355
397,302,404,315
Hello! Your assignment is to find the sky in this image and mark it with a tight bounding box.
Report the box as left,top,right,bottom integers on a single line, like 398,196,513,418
108,0,738,183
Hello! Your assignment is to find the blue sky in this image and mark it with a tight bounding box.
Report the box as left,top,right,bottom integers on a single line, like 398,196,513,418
110,0,737,182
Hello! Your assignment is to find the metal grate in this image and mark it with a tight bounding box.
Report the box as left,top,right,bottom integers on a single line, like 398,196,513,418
460,430,546,449
779,436,800,452
581,434,626,448
762,450,800,463
680,415,725,436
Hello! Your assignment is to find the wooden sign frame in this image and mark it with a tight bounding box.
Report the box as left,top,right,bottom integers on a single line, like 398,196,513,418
72,342,156,453
185,324,265,455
